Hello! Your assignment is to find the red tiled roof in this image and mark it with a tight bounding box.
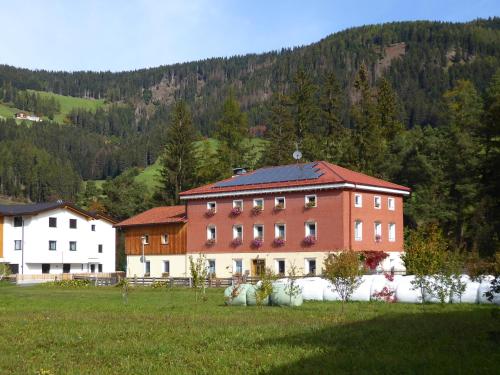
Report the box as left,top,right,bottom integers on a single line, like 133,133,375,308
179,161,410,197
115,206,186,227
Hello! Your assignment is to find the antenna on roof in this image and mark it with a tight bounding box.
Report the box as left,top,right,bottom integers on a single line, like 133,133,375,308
293,143,302,164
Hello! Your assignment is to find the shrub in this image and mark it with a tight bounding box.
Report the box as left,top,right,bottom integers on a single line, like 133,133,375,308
151,280,168,288
361,251,389,271
0,263,11,281
189,253,208,302
323,251,363,312
254,267,276,306
47,279,90,288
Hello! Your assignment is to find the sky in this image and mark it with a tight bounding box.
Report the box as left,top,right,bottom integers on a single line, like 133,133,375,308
1,0,499,72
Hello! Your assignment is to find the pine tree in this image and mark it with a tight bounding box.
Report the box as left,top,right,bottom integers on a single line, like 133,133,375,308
376,78,403,142
260,93,296,166
158,101,198,204
290,69,319,144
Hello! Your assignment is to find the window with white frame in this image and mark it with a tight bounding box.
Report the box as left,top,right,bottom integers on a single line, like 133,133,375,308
305,259,317,275
142,234,149,245
354,220,362,241
275,223,286,239
253,198,264,209
161,233,169,245
207,226,216,240
163,261,170,274
354,194,362,207
233,225,243,240
207,259,216,275
305,194,317,207
274,197,285,209
305,222,317,238
234,259,243,274
276,259,286,275
49,240,57,251
253,224,264,239
388,197,395,211
374,222,382,242
207,201,217,211
145,261,150,274
388,223,396,242
14,240,22,250
374,196,381,209
69,241,77,251
233,200,243,209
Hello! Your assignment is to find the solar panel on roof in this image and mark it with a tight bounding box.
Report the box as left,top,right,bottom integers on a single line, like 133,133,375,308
215,163,324,188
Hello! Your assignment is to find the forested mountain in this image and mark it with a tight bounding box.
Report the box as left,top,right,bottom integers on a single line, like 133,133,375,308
0,18,499,254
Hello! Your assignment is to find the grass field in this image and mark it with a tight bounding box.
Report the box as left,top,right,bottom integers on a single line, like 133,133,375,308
0,284,499,374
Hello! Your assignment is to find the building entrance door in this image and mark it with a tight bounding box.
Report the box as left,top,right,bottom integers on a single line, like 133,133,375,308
251,259,266,276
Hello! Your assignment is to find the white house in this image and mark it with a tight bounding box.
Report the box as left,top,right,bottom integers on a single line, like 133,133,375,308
0,201,117,275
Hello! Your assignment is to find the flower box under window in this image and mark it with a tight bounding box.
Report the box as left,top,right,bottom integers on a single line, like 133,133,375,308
230,207,242,216
206,238,216,246
303,235,316,246
251,238,263,248
375,234,382,243
251,205,263,215
205,208,216,217
274,203,285,211
305,201,316,209
231,237,243,247
273,237,286,247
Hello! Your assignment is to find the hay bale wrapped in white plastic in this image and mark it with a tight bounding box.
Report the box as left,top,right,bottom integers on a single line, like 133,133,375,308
350,275,375,302
421,276,451,303
370,274,402,301
451,275,480,304
296,277,327,301
323,280,341,301
224,283,250,306
246,284,270,306
270,282,303,307
395,276,422,303
478,276,500,305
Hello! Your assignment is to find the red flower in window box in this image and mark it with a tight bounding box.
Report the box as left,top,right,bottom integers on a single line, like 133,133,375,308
205,238,216,246
273,237,286,247
251,205,263,215
303,235,316,246
305,201,316,209
231,237,243,247
230,207,242,216
205,208,216,217
274,203,285,211
375,234,382,243
251,238,263,248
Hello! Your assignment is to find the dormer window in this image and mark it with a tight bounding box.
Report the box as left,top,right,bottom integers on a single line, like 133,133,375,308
354,194,362,208
374,196,381,209
305,195,317,208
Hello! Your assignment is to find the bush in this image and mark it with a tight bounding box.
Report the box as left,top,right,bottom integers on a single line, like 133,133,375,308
47,279,90,288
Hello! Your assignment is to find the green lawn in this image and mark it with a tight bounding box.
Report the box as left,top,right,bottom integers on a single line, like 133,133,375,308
0,284,498,374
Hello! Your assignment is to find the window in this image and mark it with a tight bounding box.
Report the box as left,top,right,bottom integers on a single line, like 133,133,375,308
354,194,362,208
234,259,243,275
275,223,286,239
305,222,317,238
253,224,264,239
388,223,396,242
142,234,149,245
388,197,395,211
49,217,57,228
233,200,243,209
208,259,216,275
163,261,170,274
98,244,103,253
233,225,243,240
13,216,23,227
49,240,57,251
69,241,77,251
63,264,71,273
374,196,381,209
306,259,317,275
253,198,264,209
161,233,169,245
90,264,96,273
276,259,286,275
98,264,103,273
354,220,362,241
305,194,317,207
42,264,50,274
207,201,216,211
69,219,77,229
91,224,96,231
207,226,216,240
14,240,22,250
274,197,285,209
374,222,382,242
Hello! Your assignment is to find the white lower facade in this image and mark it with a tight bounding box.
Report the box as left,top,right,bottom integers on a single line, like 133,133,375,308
126,251,405,278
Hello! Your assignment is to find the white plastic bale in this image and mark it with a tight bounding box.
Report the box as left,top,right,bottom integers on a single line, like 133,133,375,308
323,280,341,301
395,276,422,304
422,276,450,303
350,275,374,302
451,275,480,304
369,275,402,301
478,276,500,305
296,277,327,301
223,284,250,306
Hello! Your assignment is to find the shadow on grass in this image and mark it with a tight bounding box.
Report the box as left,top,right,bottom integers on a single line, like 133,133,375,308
261,306,500,375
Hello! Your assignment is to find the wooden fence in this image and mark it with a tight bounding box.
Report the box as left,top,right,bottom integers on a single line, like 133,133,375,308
126,275,263,288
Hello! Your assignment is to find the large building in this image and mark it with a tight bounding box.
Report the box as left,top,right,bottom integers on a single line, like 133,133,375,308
0,201,117,275
118,161,410,278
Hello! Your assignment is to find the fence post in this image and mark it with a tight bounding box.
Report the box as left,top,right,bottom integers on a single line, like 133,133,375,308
189,277,192,288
